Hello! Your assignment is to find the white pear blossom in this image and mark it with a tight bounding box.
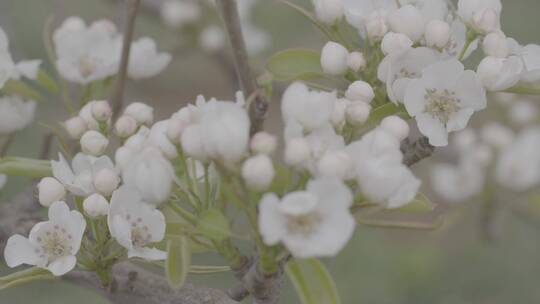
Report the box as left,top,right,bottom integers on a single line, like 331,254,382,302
312,0,344,24
83,193,109,218
242,154,275,190
378,47,441,104
345,81,375,103
124,102,154,126
128,37,171,80
53,17,122,84
518,44,540,83
250,132,278,155
181,95,250,162
482,31,509,58
64,116,88,139
381,32,413,55
120,141,174,205
317,150,353,180
495,127,540,191
148,120,179,160
476,56,523,91
425,20,451,49
320,42,349,75
404,59,487,146
284,137,312,166
52,153,115,197
38,177,66,207
114,115,138,138
347,51,366,72
79,101,102,131
80,130,109,156
365,10,389,41
0,27,15,89
387,5,424,42
342,0,397,34
258,178,355,258
4,201,85,276
347,126,420,208
457,0,501,33
281,82,336,131
0,96,36,134
108,186,166,260
11,60,42,81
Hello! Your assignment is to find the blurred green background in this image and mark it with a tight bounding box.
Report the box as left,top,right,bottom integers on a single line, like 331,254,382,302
2,0,540,303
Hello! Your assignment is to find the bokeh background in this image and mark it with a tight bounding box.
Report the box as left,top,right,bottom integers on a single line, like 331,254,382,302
1,0,540,303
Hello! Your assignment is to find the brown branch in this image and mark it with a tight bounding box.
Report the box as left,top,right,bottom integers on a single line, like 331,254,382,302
0,190,238,304
216,0,269,135
112,0,141,120
401,136,435,167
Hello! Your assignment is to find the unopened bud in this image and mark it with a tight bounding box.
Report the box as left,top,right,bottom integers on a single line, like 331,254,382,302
320,41,349,75
285,138,311,166
347,51,366,71
93,168,120,196
387,5,424,41
473,8,499,34
37,177,66,207
124,102,154,126
314,0,344,24
381,32,413,55
380,115,409,141
317,151,352,179
366,11,388,41
346,101,371,125
425,20,451,49
482,31,509,58
80,130,109,156
64,116,88,139
346,81,375,103
250,132,278,155
83,193,109,218
242,154,275,190
91,100,112,122
115,115,138,138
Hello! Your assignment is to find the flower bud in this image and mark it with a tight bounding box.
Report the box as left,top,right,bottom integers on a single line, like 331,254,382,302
166,107,193,143
242,154,275,190
37,177,66,207
313,0,344,24
285,138,311,166
115,146,133,170
80,130,109,156
482,31,509,58
124,102,154,126
83,193,109,218
64,116,88,139
425,20,451,49
381,32,413,55
366,11,388,41
473,8,499,34
114,115,138,138
317,151,352,179
91,100,112,122
387,5,424,41
347,51,366,72
320,41,349,75
250,132,277,155
331,98,350,127
94,168,120,196
346,101,371,125
380,116,409,141
346,81,375,103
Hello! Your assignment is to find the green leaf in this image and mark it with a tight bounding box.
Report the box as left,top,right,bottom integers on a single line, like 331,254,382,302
166,235,191,289
389,193,436,213
0,157,52,178
266,49,324,81
36,70,59,94
196,208,231,241
277,0,333,40
286,259,341,304
0,267,55,290
2,80,42,101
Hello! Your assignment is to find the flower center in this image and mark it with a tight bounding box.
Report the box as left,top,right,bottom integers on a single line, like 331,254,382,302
286,212,322,236
126,214,152,248
36,225,73,262
399,68,418,78
79,56,97,78
424,88,460,125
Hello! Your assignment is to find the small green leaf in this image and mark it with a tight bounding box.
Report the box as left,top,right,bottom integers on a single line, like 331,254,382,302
277,0,333,40
0,157,52,178
36,69,59,94
0,267,55,290
166,235,191,289
389,193,436,213
2,80,42,101
266,49,324,81
196,208,231,241
286,259,341,304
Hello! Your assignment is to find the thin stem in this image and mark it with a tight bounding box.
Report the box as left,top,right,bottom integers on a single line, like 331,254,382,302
503,86,540,95
216,0,269,135
112,0,141,120
458,30,476,61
